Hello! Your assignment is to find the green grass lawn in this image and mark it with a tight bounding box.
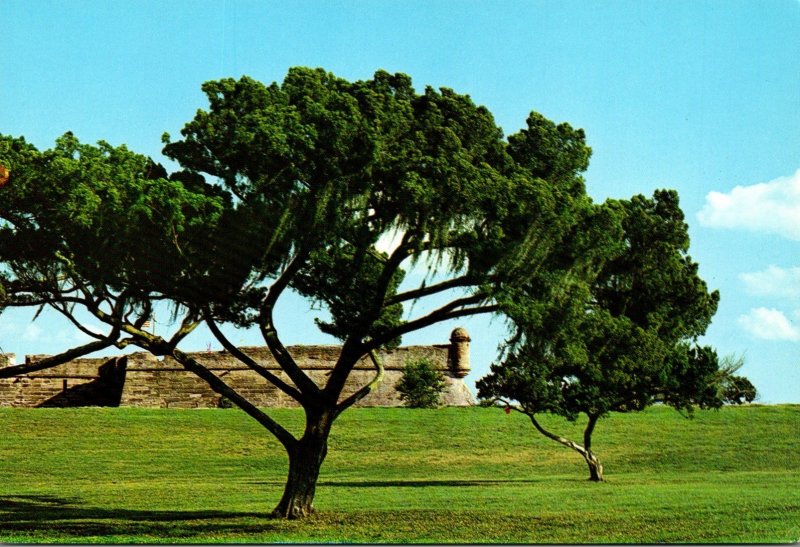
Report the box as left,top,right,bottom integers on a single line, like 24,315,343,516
0,405,797,543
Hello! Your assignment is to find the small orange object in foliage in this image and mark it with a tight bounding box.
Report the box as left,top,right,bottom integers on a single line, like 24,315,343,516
504,406,512,415
0,165,9,187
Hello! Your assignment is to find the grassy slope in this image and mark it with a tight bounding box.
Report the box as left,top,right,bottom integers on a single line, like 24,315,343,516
0,405,797,543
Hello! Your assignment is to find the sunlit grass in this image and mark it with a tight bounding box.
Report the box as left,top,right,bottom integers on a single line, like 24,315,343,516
0,405,797,543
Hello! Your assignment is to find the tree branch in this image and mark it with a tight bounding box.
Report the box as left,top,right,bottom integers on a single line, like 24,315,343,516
261,318,325,405
368,296,499,350
204,311,306,403
0,338,117,379
51,300,109,342
259,250,323,401
487,398,593,459
166,313,201,351
4,295,87,308
319,238,412,400
170,348,298,451
527,412,590,458
334,348,385,416
373,231,414,300
263,248,307,312
387,274,476,305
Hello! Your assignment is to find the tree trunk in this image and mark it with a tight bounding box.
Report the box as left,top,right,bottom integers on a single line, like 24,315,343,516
583,450,604,482
528,411,605,482
271,411,332,519
582,414,603,481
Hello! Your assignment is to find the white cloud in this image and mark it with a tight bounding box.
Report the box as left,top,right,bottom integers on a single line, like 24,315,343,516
697,169,800,241
22,323,42,342
738,307,800,342
740,265,800,300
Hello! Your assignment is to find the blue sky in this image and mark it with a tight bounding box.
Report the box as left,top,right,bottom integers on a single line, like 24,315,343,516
1,0,798,402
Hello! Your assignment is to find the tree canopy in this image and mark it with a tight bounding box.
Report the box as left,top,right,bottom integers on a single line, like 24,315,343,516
476,190,753,481
1,67,598,518
0,133,224,375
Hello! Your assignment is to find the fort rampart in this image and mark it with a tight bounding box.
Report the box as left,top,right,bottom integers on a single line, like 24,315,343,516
0,328,474,408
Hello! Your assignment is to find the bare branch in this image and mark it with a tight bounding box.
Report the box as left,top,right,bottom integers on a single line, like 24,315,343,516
171,348,298,451
485,397,596,461
48,299,111,342
262,246,307,311
166,313,201,350
204,311,306,403
0,338,117,379
387,275,476,305
368,294,499,349
335,349,385,416
4,295,87,308
258,250,323,400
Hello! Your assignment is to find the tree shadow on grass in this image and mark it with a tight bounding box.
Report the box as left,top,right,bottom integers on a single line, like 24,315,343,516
0,494,279,539
317,478,545,488
245,478,543,489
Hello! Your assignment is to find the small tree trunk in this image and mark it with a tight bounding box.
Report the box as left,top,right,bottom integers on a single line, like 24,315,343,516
271,411,332,519
583,450,604,482
528,411,605,482
582,413,603,481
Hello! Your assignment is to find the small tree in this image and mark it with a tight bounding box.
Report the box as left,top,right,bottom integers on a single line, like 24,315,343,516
723,377,757,404
396,358,447,408
715,354,757,405
478,190,741,482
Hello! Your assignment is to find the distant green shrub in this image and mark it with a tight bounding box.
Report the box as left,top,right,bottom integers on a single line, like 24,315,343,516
396,358,446,408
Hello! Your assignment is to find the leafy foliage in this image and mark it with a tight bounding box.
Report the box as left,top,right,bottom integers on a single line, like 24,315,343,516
722,376,757,404
160,69,594,337
2,67,599,515
0,133,224,323
477,190,742,480
479,190,723,419
395,358,447,408
157,68,599,515
713,353,757,405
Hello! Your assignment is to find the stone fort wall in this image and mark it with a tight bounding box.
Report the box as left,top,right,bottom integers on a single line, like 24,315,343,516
0,329,474,408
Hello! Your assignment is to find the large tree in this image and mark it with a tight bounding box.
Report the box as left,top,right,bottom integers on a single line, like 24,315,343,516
477,190,748,481
1,68,595,518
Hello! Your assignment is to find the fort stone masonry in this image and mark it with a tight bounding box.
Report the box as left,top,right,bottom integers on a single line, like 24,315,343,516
0,328,474,408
